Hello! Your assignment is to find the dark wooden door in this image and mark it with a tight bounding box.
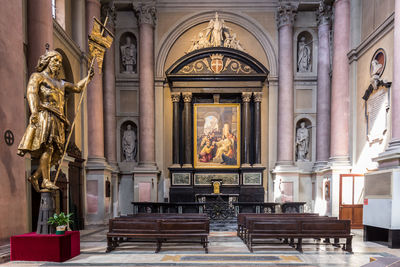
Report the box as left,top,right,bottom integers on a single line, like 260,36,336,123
339,174,364,229
68,158,85,230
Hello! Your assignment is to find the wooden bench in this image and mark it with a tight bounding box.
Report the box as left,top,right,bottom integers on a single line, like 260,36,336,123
247,219,352,253
237,213,319,240
106,215,209,253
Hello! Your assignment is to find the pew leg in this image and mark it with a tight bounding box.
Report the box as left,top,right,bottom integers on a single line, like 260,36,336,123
106,237,114,253
333,238,340,247
155,239,162,253
248,236,253,253
289,238,295,247
205,237,209,253
345,236,353,253
324,238,330,243
296,238,303,253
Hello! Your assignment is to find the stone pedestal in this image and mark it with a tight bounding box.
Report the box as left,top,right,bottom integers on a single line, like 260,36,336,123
85,158,112,225
36,192,55,234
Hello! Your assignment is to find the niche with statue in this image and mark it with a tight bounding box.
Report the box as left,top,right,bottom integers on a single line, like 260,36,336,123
120,121,138,162
296,31,313,73
119,32,137,74
295,119,311,161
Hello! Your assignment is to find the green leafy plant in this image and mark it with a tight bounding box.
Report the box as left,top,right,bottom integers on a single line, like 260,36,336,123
48,212,73,227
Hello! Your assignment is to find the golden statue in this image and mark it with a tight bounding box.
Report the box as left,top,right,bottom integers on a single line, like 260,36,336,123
17,50,94,192
212,181,221,194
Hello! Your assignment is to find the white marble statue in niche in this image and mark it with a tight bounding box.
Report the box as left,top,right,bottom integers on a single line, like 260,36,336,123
122,124,137,162
296,122,309,161
297,37,311,72
120,36,136,73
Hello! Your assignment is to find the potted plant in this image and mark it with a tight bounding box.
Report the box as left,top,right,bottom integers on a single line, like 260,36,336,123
48,212,73,235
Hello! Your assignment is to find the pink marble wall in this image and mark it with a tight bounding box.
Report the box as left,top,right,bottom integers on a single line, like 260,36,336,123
0,0,28,240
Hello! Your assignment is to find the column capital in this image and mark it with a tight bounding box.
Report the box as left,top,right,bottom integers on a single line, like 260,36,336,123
171,92,181,102
316,1,332,27
276,3,297,29
253,92,263,102
133,2,156,26
242,92,252,103
182,92,192,103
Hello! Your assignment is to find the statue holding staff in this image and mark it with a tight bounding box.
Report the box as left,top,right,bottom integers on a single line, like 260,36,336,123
18,17,113,193
17,49,94,192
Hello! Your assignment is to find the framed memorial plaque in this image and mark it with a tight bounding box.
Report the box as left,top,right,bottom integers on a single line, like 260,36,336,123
172,173,191,185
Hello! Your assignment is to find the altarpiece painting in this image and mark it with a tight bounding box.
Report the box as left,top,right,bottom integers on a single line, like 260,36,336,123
194,103,240,168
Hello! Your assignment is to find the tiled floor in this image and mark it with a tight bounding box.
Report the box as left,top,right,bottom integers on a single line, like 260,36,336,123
2,228,400,266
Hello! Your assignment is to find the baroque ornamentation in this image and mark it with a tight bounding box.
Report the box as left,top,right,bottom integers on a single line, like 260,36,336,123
242,92,252,103
276,3,297,29
133,3,156,26
182,92,192,103
316,1,332,26
187,12,244,53
171,92,181,102
178,54,254,75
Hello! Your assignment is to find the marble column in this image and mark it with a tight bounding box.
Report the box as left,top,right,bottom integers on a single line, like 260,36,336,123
330,0,350,164
85,0,111,225
242,92,252,167
384,0,400,153
314,2,332,169
27,0,53,73
182,92,192,168
86,0,105,161
134,3,157,168
276,4,297,166
103,6,117,167
254,92,263,165
171,92,181,166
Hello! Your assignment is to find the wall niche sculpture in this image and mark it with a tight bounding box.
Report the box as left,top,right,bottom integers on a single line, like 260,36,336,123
295,118,311,161
120,121,137,162
297,31,313,73
119,32,137,74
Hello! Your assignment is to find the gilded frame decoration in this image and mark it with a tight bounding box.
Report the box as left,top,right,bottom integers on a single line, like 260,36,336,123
194,103,241,168
172,173,191,185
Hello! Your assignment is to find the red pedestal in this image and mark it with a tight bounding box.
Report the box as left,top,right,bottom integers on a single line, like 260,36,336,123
10,231,80,262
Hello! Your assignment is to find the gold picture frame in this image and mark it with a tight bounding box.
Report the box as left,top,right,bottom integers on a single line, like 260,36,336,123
194,103,241,168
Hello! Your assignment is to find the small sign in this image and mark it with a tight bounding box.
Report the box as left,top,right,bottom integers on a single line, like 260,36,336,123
364,198,368,205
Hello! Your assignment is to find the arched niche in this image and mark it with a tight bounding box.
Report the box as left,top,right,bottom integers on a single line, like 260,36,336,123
119,32,137,74
120,120,138,163
295,118,312,162
296,31,314,73
55,48,75,142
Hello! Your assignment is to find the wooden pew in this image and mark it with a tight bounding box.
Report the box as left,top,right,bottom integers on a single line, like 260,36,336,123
247,219,352,253
237,213,319,240
106,215,209,253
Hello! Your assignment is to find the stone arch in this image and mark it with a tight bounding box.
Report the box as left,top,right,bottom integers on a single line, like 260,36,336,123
155,10,278,78
118,32,138,74
294,115,315,162
294,29,318,74
119,119,138,163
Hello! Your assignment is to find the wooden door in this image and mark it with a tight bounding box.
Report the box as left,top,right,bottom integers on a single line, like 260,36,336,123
339,174,364,229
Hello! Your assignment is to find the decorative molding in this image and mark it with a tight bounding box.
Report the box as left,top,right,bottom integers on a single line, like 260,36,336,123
133,2,156,26
182,92,192,102
242,92,252,103
171,92,181,102
155,11,278,77
155,1,277,12
316,1,332,27
348,13,394,64
254,92,263,102
276,3,297,29
53,19,83,60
